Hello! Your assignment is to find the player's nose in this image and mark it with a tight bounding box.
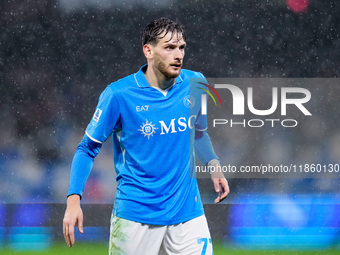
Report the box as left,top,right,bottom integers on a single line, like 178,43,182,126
174,47,184,61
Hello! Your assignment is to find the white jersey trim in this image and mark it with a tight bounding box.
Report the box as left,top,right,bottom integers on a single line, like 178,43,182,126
85,131,103,144
152,85,173,97
115,129,126,164
195,127,208,132
134,73,141,88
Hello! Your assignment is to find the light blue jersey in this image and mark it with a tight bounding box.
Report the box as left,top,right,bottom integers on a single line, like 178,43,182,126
68,65,218,225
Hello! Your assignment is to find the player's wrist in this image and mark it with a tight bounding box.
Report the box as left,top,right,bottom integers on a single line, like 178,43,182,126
206,159,221,167
207,159,225,179
67,194,81,205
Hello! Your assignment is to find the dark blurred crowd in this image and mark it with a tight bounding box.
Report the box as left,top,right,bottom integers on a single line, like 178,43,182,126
1,0,339,202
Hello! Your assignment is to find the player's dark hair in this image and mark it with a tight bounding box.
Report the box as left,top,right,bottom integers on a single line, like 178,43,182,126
142,17,186,46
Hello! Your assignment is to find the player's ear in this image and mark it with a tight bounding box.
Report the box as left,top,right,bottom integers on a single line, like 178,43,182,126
143,44,153,59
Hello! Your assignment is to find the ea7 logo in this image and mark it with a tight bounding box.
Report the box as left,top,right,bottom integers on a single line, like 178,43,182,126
201,84,312,116
136,105,149,112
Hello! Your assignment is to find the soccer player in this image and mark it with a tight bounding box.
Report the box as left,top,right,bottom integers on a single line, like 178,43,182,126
63,17,229,255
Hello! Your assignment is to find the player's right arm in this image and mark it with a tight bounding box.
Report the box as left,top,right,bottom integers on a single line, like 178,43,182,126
63,135,102,247
63,194,83,247
62,85,120,247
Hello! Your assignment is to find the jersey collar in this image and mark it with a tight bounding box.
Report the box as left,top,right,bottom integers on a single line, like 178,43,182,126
134,64,184,88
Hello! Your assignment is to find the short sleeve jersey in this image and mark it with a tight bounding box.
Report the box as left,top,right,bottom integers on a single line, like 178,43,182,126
86,65,208,225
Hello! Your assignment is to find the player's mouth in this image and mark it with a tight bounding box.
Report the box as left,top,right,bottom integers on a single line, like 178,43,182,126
170,63,182,69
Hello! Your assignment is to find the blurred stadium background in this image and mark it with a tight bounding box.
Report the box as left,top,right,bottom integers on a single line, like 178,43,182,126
1,0,340,254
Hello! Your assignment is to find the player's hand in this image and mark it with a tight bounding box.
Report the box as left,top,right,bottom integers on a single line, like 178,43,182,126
211,165,230,204
63,194,83,248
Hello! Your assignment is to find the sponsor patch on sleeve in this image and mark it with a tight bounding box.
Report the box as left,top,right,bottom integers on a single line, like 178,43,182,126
93,108,102,122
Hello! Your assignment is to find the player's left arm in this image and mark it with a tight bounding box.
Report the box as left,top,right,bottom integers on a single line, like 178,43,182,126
194,130,230,204
193,73,229,203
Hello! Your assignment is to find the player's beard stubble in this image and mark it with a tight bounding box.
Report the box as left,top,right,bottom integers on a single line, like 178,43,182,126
156,59,182,79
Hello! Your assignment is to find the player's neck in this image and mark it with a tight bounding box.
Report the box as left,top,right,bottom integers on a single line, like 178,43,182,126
144,65,175,91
